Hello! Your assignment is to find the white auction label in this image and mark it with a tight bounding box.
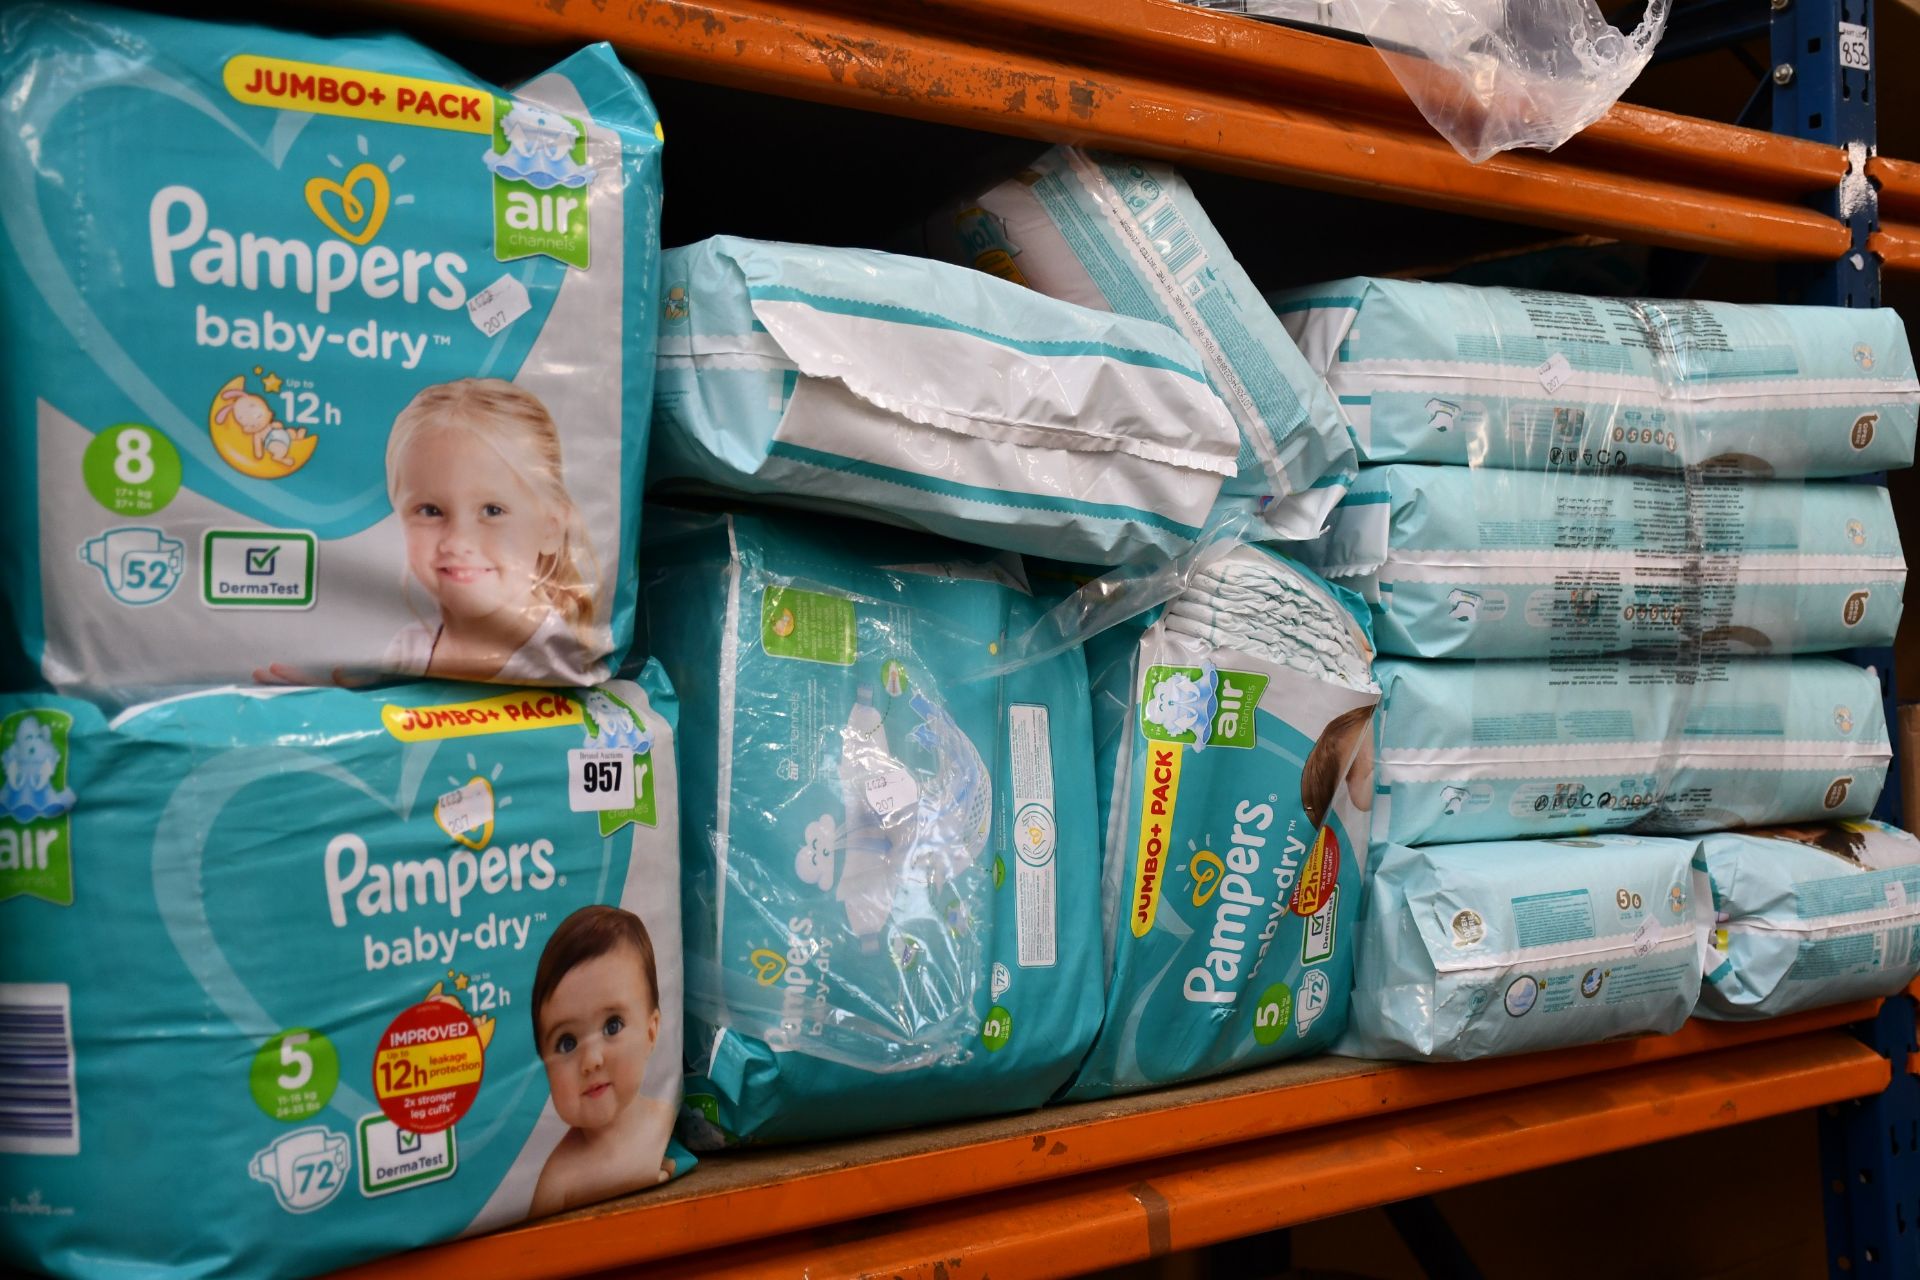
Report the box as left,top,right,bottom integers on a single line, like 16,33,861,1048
1537,351,1574,394
1885,880,1908,911
864,766,919,816
1630,916,1656,959
1839,22,1871,73
569,748,634,812
467,274,532,338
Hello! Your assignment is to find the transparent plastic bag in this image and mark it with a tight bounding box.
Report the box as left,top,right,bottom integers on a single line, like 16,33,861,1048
1191,0,1671,163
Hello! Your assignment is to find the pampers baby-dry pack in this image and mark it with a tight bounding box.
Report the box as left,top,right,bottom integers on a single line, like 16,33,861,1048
1374,655,1891,846
1063,545,1378,1098
649,236,1241,565
0,672,685,1280
1310,465,1905,659
1341,835,1706,1061
642,510,1103,1144
924,147,1356,540
1273,277,1919,475
1697,821,1920,1021
0,5,663,696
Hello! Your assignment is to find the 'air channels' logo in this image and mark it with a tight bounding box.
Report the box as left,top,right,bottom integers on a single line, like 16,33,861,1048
0,710,78,906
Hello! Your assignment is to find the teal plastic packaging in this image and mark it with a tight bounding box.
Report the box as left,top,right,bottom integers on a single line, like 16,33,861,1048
1274,276,1919,476
1063,545,1378,1098
1698,821,1920,1021
642,510,1103,1144
1375,655,1891,845
1308,465,1905,658
0,4,664,697
650,236,1240,565
924,147,1357,540
0,672,686,1279
1341,835,1706,1061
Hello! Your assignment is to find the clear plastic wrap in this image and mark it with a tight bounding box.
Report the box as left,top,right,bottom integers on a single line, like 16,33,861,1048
1188,1,1671,163
642,508,1103,1145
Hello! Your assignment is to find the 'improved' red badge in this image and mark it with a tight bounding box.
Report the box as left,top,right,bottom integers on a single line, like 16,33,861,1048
372,998,484,1134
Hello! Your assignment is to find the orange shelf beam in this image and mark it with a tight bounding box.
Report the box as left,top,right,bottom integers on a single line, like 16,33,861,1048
642,1032,1889,1280
365,0,1856,263
335,1001,1883,1280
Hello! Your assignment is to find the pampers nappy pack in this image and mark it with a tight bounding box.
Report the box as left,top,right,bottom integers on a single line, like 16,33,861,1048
1374,655,1891,846
641,509,1102,1143
0,673,685,1279
0,5,663,696
1341,835,1707,1061
1063,545,1378,1098
1698,822,1920,1020
1310,465,1905,658
649,236,1240,565
924,147,1356,540
1273,277,1919,475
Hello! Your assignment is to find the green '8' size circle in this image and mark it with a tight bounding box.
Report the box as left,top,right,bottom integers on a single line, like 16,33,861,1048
982,1005,1013,1052
250,1028,340,1122
1252,983,1293,1046
82,423,183,516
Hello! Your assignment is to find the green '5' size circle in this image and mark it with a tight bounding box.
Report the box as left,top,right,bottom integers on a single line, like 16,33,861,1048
981,1005,1013,1052
83,423,182,515
250,1028,340,1122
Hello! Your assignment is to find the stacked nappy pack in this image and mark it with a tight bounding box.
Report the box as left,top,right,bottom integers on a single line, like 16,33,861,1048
8,4,1920,1277
1277,276,1918,1059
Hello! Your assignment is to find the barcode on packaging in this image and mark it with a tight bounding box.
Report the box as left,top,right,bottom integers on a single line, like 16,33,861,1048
0,983,78,1155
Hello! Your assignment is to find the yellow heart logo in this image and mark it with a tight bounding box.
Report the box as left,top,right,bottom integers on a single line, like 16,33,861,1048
749,949,788,986
304,162,389,245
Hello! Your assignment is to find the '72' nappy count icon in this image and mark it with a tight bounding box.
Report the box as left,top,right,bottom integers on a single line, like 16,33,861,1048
78,527,184,606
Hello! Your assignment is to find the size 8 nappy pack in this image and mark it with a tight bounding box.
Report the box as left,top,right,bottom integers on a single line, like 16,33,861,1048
0,4,663,697
1310,465,1905,658
1341,835,1707,1061
1697,822,1920,1021
924,147,1356,540
1063,545,1378,1098
641,510,1102,1144
1374,655,1891,845
648,236,1241,565
1273,277,1919,475
0,672,685,1279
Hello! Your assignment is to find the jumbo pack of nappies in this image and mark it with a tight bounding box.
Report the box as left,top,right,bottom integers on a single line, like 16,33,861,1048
925,147,1356,540
641,509,1102,1144
1341,835,1706,1061
0,4,663,697
649,236,1241,565
1697,821,1920,1021
1310,465,1905,658
1375,655,1891,846
1273,277,1919,475
1063,545,1378,1098
0,671,685,1279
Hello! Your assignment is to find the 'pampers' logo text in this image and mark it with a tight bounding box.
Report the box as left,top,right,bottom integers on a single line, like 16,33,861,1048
325,831,555,971
150,184,468,371
1184,801,1302,1006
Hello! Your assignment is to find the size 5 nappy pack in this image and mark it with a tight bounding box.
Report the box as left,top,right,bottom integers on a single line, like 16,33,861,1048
1697,821,1920,1020
649,236,1240,566
1273,277,1919,475
1374,655,1891,845
924,147,1356,540
1063,544,1378,1098
0,4,663,697
641,510,1102,1144
1341,835,1707,1061
1311,465,1905,658
0,671,685,1279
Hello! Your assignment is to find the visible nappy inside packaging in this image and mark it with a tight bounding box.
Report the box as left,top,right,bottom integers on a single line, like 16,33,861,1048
1064,544,1378,1098
1341,835,1707,1061
924,147,1356,540
642,509,1102,1144
1273,276,1919,476
649,236,1240,565
1698,821,1920,1021
0,673,685,1280
1307,465,1906,658
1374,655,1892,846
0,4,664,697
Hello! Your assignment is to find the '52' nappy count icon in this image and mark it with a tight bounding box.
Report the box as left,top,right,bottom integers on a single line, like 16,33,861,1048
78,527,184,606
